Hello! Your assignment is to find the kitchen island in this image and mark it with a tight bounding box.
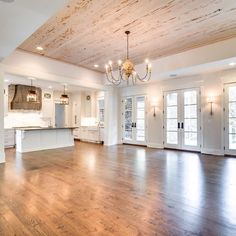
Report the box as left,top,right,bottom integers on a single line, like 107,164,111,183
15,127,76,153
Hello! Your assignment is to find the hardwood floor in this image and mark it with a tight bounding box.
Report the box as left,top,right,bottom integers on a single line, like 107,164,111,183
0,142,236,236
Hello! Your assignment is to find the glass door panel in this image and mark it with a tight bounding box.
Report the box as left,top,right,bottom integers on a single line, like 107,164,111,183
124,97,133,141
136,96,145,142
183,90,198,148
165,92,179,147
225,85,236,153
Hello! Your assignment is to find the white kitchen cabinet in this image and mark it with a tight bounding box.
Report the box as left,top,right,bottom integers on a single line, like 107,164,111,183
73,128,80,139
4,129,15,148
75,126,103,143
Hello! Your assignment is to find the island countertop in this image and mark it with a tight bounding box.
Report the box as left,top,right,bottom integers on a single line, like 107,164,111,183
14,127,78,131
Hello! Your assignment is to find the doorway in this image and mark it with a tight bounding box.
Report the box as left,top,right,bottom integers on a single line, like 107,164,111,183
224,83,236,155
164,88,201,151
122,95,146,145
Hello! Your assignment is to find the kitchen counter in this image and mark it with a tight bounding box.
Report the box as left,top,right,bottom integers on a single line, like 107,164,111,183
15,127,78,131
16,127,76,153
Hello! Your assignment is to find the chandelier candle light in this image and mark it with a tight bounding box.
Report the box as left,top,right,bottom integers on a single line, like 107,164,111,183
105,31,152,85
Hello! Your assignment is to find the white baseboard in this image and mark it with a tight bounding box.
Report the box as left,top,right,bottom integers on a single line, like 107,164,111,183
201,148,224,156
147,143,164,149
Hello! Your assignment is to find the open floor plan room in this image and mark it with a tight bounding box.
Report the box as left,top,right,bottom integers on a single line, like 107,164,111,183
1,0,236,235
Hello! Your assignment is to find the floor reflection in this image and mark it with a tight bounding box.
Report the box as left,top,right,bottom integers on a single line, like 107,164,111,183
135,148,146,177
181,153,204,209
221,158,236,225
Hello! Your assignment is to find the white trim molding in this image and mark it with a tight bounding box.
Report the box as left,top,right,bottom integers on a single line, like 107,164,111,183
201,148,224,156
147,143,164,149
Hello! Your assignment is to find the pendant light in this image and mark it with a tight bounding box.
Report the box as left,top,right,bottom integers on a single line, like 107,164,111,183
60,85,69,105
27,79,37,102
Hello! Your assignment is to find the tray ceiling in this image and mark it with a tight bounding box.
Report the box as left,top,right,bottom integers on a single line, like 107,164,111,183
19,0,236,72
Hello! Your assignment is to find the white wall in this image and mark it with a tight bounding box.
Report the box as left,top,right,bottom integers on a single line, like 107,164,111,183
117,68,236,155
133,37,236,82
1,50,105,90
0,68,5,163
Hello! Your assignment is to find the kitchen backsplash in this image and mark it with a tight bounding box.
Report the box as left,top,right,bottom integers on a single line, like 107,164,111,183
4,112,48,128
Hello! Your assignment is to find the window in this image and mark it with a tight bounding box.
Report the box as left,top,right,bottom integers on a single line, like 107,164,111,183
97,98,104,123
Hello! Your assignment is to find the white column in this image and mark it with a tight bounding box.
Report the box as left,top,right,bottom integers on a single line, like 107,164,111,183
0,66,5,163
104,85,119,146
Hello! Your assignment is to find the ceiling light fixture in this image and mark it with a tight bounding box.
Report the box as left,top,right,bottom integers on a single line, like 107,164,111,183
36,46,43,51
229,62,236,66
105,31,151,85
60,85,69,105
27,79,37,102
94,64,99,68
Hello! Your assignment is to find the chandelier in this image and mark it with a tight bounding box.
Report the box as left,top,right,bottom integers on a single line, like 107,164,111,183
27,79,37,102
105,31,151,85
60,85,69,105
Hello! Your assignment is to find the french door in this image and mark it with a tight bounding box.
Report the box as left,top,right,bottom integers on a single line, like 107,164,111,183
224,84,236,155
164,88,201,151
122,95,146,145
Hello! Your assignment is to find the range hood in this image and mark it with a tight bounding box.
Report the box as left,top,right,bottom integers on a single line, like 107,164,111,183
9,84,42,110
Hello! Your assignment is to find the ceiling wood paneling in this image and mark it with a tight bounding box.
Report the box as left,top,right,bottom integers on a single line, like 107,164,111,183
19,0,236,72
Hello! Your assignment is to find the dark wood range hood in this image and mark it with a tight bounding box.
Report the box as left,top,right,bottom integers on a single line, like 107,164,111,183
9,84,42,110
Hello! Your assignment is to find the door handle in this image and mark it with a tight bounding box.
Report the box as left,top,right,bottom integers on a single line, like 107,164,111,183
181,122,184,129
178,122,180,129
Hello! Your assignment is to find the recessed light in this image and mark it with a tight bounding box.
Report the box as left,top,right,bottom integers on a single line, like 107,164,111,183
36,46,43,51
94,64,99,68
48,86,52,89
229,62,236,66
0,0,15,3
4,79,9,82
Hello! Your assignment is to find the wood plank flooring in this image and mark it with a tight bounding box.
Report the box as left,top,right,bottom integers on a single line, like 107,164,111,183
0,141,236,235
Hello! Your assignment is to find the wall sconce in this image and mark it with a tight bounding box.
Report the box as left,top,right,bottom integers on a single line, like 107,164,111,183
151,100,158,117
207,96,215,116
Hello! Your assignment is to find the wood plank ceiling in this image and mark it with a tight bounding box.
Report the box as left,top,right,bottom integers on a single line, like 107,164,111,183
19,0,236,72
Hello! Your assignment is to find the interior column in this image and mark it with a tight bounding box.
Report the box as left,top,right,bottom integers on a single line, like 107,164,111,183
0,67,5,164
104,85,118,146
